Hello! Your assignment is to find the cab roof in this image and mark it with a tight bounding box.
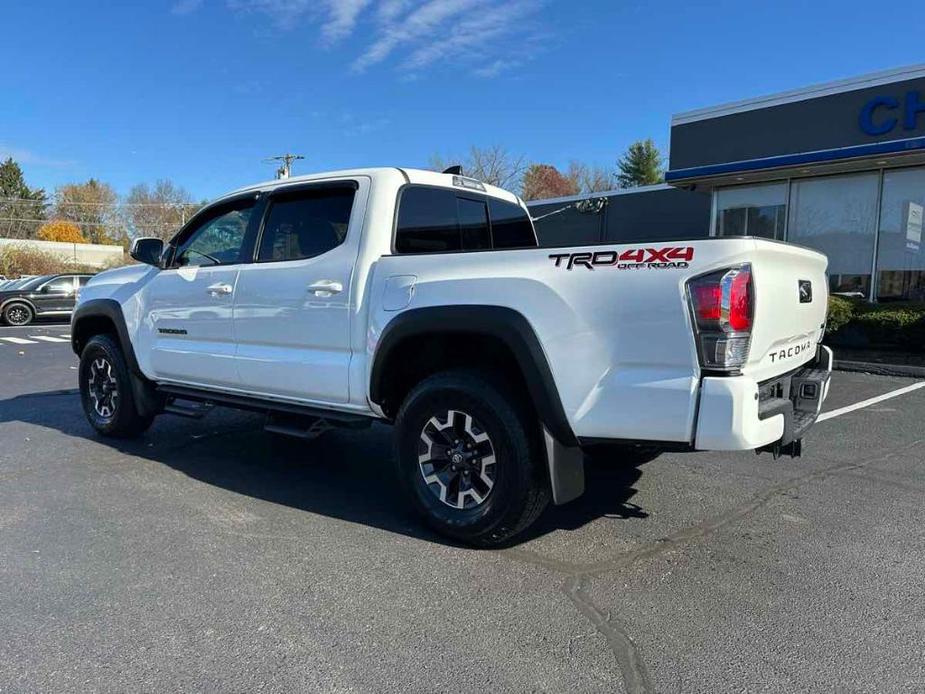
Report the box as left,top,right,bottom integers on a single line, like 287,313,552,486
218,167,523,207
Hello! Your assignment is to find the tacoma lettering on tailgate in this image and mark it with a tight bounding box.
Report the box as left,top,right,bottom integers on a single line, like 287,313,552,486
768,340,813,363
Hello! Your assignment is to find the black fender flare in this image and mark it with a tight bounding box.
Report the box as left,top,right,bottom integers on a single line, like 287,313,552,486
71,299,162,417
0,296,37,315
71,299,140,369
370,305,577,447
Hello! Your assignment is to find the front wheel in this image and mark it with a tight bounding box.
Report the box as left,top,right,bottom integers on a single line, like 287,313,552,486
79,334,154,438
394,370,550,547
2,302,33,326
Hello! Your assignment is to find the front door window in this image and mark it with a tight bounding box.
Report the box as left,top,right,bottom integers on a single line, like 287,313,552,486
174,205,253,267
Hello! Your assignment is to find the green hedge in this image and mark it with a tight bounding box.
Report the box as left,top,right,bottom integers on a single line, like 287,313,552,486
825,296,925,352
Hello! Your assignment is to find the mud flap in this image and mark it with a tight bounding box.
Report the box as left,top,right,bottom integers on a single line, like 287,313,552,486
543,426,585,505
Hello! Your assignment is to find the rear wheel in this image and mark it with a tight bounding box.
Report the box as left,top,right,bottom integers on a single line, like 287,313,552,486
79,334,153,438
394,370,550,547
2,302,33,326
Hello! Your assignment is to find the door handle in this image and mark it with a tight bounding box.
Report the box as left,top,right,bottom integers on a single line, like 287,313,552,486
308,280,343,297
206,282,233,296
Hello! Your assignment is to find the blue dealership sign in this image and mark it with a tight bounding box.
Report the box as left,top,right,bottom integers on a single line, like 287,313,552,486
859,91,925,136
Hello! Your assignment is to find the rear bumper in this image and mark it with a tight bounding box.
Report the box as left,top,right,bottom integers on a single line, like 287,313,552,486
695,346,833,451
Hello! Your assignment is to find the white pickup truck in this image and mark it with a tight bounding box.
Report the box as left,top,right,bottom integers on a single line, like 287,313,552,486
72,167,832,546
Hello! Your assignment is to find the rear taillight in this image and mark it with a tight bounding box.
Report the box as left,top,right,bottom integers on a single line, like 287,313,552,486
687,264,753,372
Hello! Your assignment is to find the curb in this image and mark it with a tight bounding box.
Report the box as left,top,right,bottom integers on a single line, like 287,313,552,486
834,359,925,379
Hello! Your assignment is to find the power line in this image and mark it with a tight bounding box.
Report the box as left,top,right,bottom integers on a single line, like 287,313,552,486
264,153,304,180
0,196,202,208
0,217,177,228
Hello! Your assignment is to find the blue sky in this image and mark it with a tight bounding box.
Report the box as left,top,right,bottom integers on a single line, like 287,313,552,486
2,0,925,200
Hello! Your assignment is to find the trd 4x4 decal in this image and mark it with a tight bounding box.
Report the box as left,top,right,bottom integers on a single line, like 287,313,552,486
549,246,694,270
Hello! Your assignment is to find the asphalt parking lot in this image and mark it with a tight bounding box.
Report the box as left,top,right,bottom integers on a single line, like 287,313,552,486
1,322,923,693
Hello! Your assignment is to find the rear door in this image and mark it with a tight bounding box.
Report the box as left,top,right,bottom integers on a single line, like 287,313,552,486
232,179,368,404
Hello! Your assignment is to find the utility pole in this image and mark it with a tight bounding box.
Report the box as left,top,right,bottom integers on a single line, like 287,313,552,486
265,153,305,180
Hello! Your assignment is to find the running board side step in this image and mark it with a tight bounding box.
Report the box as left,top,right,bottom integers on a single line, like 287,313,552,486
264,414,336,440
156,384,372,427
163,399,214,419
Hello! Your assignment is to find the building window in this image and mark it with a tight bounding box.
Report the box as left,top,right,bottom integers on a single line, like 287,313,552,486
714,182,787,239
787,172,879,299
875,167,925,302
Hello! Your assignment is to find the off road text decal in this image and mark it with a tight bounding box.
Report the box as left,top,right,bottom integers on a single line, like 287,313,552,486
550,247,694,270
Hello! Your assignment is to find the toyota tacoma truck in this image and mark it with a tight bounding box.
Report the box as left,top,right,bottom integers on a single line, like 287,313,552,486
72,167,833,546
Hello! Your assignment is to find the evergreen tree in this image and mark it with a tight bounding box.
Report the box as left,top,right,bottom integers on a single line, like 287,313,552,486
0,158,47,238
616,139,664,188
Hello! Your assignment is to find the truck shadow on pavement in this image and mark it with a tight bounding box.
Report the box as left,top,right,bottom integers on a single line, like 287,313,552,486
1,390,650,547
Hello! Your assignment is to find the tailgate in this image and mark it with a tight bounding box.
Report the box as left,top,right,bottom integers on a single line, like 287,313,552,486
746,239,829,382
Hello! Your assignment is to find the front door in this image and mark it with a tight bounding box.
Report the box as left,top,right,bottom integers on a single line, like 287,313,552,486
233,180,365,404
32,275,77,315
138,196,258,388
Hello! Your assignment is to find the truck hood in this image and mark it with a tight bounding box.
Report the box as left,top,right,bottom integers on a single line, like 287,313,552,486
85,263,154,289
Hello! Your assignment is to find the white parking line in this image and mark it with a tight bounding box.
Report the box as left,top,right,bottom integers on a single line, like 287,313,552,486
819,382,925,421
28,335,70,343
0,334,71,346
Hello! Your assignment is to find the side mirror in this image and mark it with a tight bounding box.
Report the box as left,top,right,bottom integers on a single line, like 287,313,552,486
130,237,165,267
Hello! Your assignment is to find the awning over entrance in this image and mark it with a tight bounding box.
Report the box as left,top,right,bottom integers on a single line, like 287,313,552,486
666,65,925,190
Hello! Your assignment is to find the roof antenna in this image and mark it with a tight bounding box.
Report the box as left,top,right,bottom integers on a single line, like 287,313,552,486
442,165,463,175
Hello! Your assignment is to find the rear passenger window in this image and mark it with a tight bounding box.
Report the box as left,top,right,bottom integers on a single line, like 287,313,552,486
457,197,491,250
489,198,537,249
395,186,531,254
257,186,355,262
395,187,461,253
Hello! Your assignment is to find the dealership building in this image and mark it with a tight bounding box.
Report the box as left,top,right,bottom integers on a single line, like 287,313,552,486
529,63,925,302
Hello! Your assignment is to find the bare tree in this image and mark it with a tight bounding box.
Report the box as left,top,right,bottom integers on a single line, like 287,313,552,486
54,179,122,245
567,161,614,194
430,145,527,191
124,180,201,241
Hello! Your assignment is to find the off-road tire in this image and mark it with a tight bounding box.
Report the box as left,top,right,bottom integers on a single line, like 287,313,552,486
79,334,154,438
394,370,550,547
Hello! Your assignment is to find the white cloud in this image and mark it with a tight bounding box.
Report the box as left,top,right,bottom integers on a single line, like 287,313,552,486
228,0,545,76
473,58,518,78
401,0,538,71
320,0,373,42
343,116,391,137
171,0,204,16
228,0,368,38
353,0,484,72
0,145,75,169
377,0,416,22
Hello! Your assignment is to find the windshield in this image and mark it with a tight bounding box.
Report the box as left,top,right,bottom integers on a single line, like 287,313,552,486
9,275,53,291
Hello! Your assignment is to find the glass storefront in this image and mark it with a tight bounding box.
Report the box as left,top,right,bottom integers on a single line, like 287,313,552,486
713,165,925,301
715,182,787,239
788,173,879,299
877,168,925,302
